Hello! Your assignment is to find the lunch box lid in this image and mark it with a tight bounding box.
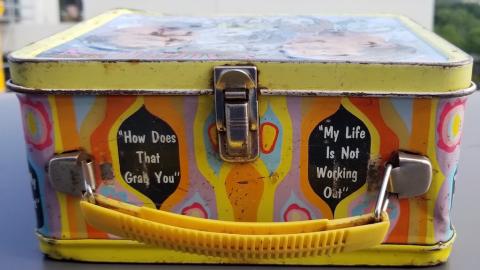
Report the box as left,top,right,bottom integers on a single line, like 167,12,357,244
8,9,474,95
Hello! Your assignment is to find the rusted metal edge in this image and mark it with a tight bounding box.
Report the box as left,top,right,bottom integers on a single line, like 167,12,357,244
260,82,477,98
7,80,477,98
7,56,473,67
7,80,213,96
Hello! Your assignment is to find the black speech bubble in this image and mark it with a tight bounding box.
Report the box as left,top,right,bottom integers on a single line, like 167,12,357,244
28,163,44,228
117,106,180,208
308,105,370,212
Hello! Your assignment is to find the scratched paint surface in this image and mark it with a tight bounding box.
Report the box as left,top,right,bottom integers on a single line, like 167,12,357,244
38,14,447,63
18,94,464,246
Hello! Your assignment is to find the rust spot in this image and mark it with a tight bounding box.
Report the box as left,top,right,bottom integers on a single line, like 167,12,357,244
366,157,383,192
268,172,279,185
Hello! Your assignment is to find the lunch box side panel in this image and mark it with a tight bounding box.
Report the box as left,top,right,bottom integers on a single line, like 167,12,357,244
16,94,464,246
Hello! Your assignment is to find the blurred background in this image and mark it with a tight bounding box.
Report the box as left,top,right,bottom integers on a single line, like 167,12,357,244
0,0,478,91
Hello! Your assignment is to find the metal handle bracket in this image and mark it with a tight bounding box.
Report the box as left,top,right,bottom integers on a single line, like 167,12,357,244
374,151,433,221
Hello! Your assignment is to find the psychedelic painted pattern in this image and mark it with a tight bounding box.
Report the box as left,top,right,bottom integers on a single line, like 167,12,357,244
38,14,446,63
18,93,465,246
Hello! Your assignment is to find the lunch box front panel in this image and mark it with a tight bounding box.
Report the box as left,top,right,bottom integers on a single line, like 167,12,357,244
19,93,464,246
9,9,475,265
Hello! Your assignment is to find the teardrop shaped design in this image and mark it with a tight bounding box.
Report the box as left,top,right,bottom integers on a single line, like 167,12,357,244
308,105,371,212
117,106,181,208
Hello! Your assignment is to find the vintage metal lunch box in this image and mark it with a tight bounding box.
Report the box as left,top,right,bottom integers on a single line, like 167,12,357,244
7,9,476,266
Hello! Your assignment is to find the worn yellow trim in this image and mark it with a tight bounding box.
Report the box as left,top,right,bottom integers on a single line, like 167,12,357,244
8,61,473,92
37,232,454,266
9,9,133,59
397,15,471,64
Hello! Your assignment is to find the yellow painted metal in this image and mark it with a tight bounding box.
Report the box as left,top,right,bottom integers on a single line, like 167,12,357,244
37,232,455,266
8,9,473,93
10,9,126,58
10,9,469,265
8,61,473,92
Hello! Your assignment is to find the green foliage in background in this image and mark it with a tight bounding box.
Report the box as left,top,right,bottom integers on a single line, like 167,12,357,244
435,3,480,54
435,3,480,82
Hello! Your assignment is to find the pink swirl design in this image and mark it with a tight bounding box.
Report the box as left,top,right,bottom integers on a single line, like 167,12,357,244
283,203,312,221
21,99,52,150
437,99,465,153
181,202,208,219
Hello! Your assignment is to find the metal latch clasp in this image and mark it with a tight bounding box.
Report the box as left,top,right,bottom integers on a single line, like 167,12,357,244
214,66,259,162
47,151,96,202
374,151,432,221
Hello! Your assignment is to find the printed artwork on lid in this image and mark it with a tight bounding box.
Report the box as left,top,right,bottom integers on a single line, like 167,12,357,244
38,13,446,63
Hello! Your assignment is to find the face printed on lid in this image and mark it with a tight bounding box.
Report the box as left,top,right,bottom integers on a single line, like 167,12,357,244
282,31,415,60
83,26,195,51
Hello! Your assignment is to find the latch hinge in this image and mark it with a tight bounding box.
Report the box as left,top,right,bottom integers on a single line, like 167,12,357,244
214,66,259,162
48,151,96,198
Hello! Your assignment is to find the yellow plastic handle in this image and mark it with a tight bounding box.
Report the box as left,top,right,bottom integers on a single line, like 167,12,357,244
80,194,389,259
